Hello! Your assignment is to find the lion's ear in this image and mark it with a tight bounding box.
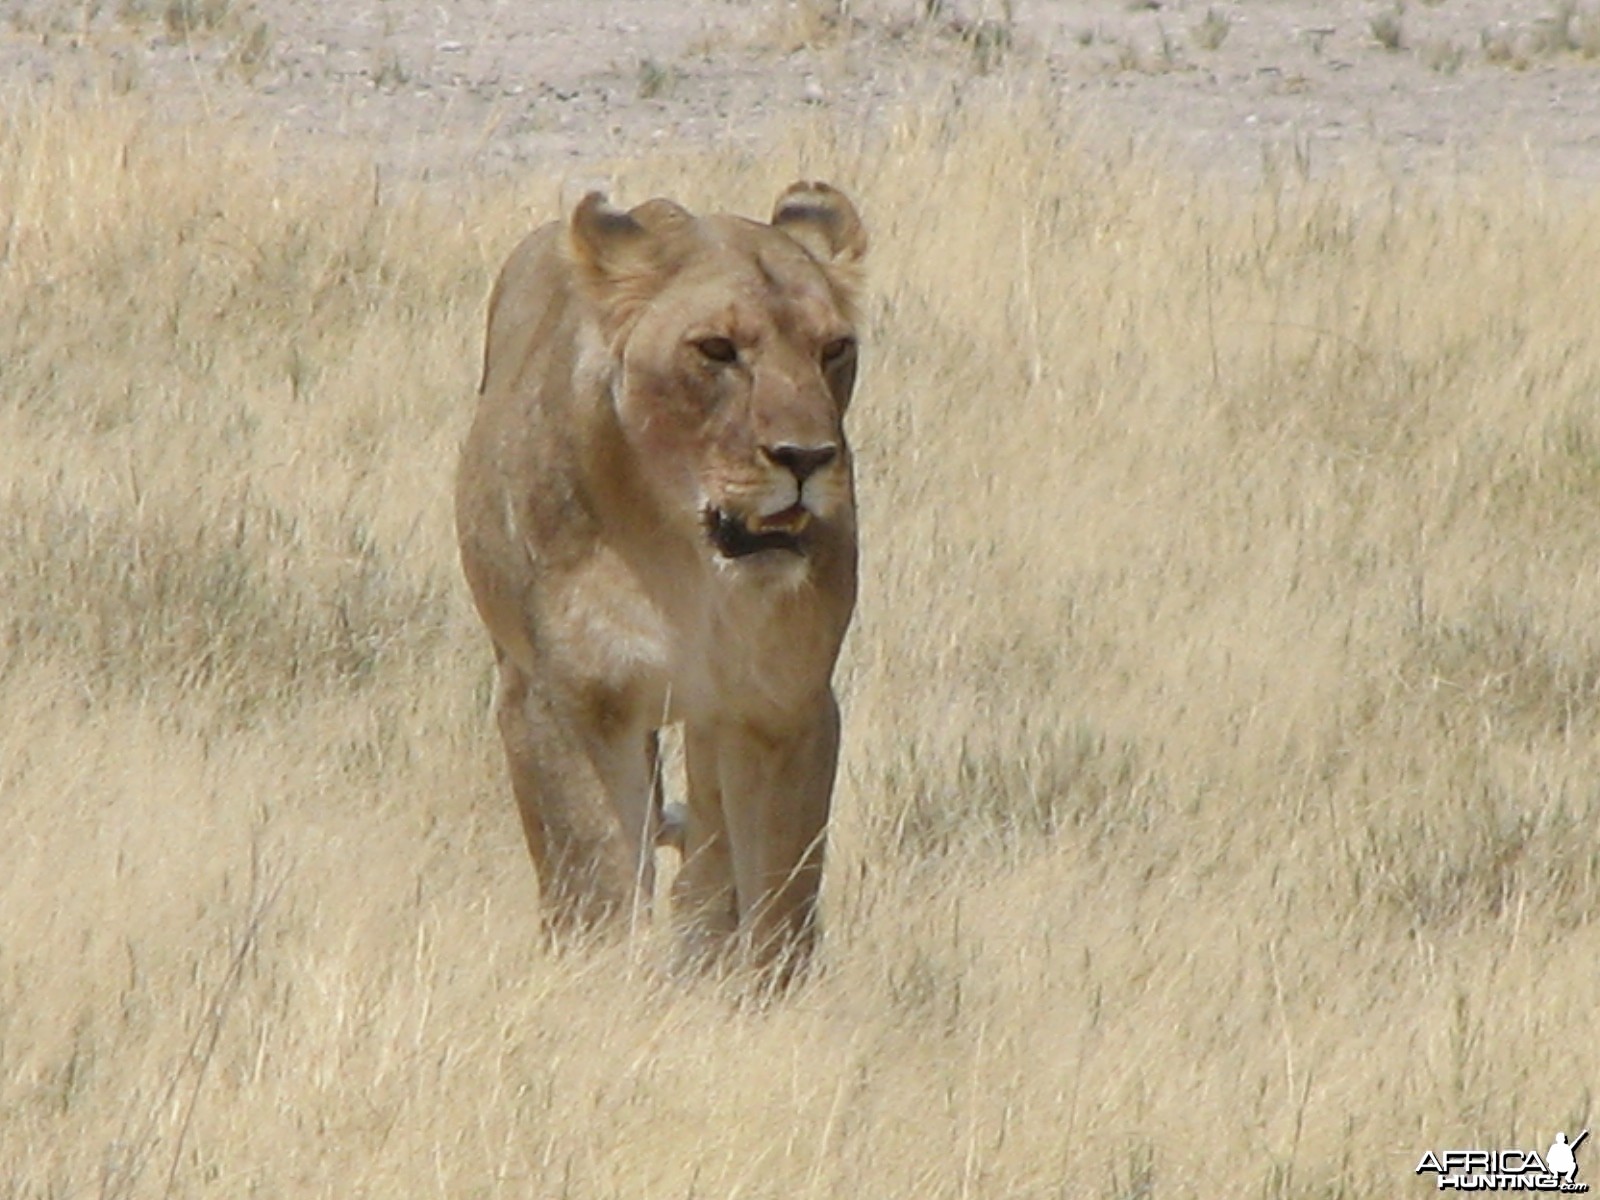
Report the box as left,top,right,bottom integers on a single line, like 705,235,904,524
771,182,868,271
567,193,695,334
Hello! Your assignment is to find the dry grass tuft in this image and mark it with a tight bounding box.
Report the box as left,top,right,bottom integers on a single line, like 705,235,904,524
5,84,1600,1197
1191,7,1231,52
1370,6,1406,51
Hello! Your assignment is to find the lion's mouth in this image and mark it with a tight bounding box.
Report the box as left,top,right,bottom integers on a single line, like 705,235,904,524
704,504,812,559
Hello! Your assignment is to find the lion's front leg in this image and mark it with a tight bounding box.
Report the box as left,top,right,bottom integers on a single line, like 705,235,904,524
712,692,840,981
493,655,657,944
670,728,739,973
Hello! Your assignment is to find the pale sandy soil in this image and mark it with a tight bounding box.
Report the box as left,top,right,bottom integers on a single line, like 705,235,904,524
6,0,1600,184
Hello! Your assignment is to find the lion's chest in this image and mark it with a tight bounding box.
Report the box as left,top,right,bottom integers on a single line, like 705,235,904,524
561,547,843,726
663,580,839,725
545,552,673,698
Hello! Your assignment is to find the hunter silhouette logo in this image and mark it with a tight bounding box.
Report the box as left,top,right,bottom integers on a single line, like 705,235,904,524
1551,1133,1586,1188
1416,1129,1589,1192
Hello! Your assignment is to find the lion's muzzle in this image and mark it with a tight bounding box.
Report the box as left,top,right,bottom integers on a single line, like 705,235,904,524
703,441,840,561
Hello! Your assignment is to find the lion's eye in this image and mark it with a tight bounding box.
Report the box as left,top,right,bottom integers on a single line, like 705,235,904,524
695,336,739,365
821,337,856,368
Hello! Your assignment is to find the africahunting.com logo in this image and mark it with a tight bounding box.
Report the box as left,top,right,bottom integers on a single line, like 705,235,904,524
1416,1130,1589,1192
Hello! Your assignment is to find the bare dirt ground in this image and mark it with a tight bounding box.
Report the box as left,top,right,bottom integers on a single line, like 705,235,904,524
7,0,1600,187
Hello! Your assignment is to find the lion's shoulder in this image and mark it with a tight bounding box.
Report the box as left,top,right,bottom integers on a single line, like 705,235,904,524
478,222,575,400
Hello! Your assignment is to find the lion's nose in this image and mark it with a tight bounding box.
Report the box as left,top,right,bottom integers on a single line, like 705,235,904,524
763,443,838,483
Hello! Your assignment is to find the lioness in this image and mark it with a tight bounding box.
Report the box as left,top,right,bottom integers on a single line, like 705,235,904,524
455,182,867,980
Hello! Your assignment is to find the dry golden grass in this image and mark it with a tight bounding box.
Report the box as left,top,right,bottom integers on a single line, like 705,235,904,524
4,84,1600,1198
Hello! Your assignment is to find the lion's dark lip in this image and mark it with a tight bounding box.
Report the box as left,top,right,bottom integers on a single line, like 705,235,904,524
704,507,806,559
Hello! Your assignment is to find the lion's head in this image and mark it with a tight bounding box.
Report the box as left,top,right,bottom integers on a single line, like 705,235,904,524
567,182,867,574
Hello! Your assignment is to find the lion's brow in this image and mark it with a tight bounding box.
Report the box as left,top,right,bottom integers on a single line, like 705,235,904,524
753,252,782,292
750,254,828,319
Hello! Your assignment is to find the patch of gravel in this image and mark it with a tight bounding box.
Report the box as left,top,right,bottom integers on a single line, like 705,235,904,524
5,0,1600,186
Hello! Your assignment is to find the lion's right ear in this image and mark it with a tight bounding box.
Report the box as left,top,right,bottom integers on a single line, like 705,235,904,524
567,193,695,337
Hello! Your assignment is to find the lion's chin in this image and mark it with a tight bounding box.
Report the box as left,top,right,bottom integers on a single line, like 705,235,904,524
703,504,811,560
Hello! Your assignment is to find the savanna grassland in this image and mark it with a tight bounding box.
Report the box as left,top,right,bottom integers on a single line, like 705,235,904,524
4,81,1600,1198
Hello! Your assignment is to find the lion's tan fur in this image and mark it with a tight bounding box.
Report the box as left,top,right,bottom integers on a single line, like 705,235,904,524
456,183,867,978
